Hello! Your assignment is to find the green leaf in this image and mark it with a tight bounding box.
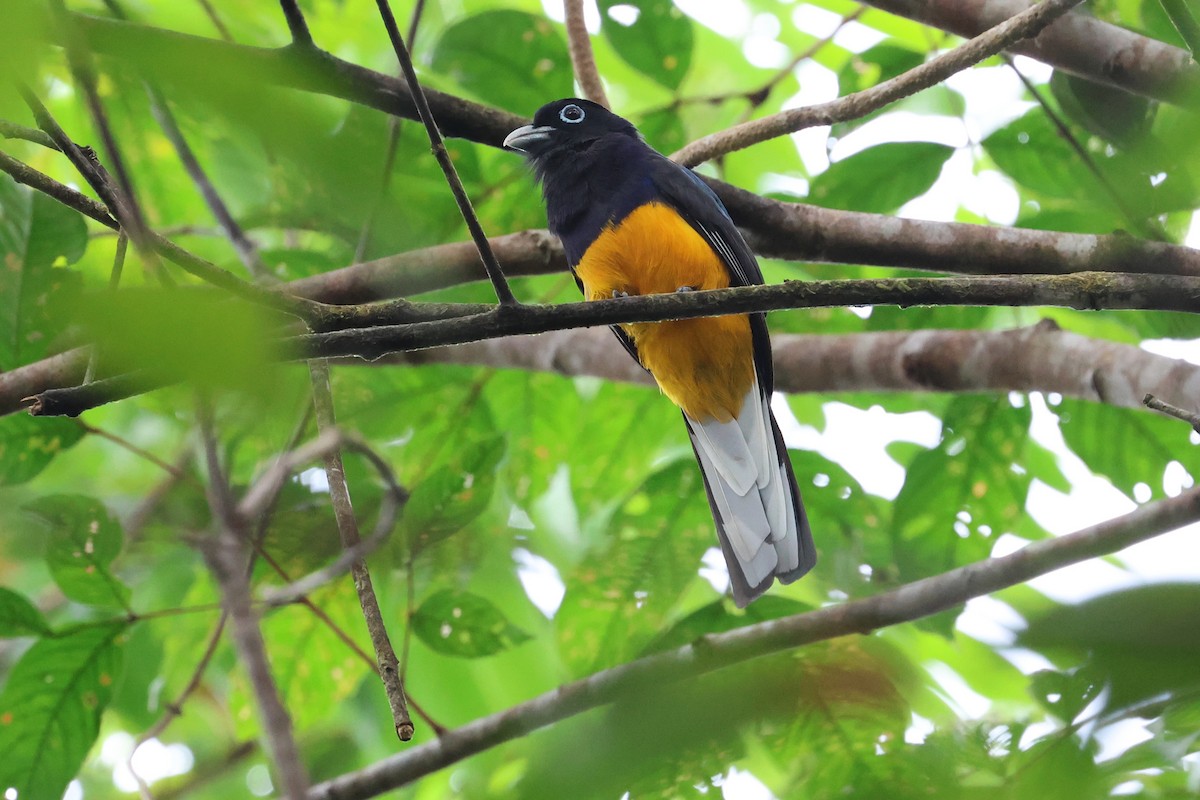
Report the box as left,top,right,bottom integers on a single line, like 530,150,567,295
412,589,531,658
0,587,51,638
25,494,130,608
401,435,506,554
807,142,953,214
0,624,125,800
431,11,572,114
0,414,85,486
599,0,694,90
1049,70,1155,148
0,176,86,369
983,107,1095,201
1020,584,1200,711
1056,399,1196,501
1029,666,1104,722
889,397,1048,605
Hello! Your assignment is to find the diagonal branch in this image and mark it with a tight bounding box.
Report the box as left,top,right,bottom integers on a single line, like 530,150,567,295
308,483,1200,799
672,0,1085,166
373,0,518,306
279,0,314,47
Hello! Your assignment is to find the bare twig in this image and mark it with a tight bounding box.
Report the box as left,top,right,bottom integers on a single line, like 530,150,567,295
128,613,228,799
564,0,610,108
195,0,235,42
197,407,310,799
83,233,128,383
354,0,426,264
1005,55,1165,241
309,483,1200,799
145,83,269,279
1143,393,1200,432
308,361,415,741
372,0,518,306
672,0,1085,166
278,0,314,47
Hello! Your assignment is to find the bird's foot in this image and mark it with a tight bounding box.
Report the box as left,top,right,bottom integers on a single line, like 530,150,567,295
612,289,630,298
676,285,696,293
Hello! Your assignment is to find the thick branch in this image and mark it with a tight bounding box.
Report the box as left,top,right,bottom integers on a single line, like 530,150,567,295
674,0,1084,166
861,0,1200,105
309,484,1200,799
376,320,1200,414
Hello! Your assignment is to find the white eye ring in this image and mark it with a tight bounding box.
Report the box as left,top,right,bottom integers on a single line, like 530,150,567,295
559,104,585,124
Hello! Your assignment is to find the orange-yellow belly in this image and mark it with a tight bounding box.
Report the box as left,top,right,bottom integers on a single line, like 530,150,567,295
574,202,754,422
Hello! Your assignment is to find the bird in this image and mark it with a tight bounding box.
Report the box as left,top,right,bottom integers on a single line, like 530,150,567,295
504,98,815,607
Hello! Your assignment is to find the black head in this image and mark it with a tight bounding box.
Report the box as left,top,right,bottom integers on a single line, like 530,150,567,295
503,98,641,159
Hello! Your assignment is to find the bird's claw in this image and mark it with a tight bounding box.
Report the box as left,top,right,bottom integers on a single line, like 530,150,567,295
676,285,696,293
612,289,629,298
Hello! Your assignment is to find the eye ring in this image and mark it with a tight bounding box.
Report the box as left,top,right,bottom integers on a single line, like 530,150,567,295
559,104,586,124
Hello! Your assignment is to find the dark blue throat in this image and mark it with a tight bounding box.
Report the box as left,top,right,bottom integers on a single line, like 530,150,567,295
534,135,659,265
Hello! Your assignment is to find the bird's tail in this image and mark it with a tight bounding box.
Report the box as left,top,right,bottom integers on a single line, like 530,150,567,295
685,379,815,607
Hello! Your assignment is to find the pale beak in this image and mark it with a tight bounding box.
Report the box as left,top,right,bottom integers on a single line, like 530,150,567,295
503,124,555,153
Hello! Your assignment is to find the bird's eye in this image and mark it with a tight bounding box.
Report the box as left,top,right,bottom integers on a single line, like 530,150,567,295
559,104,585,124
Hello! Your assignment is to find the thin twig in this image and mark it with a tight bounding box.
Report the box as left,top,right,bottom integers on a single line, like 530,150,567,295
1005,55,1165,241
279,0,314,47
1143,393,1200,432
354,0,427,264
76,417,186,478
672,0,1085,165
145,83,270,279
195,0,235,42
128,612,228,799
372,0,518,306
308,360,415,741
564,0,610,108
309,482,1200,799
197,406,310,799
1160,0,1200,59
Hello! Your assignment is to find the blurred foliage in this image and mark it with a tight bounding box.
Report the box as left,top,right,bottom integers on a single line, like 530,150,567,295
1,0,1199,798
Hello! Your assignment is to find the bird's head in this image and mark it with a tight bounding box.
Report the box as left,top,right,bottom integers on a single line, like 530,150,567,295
503,98,640,159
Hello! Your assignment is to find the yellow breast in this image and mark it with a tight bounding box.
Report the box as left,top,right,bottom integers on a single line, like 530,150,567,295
574,202,755,422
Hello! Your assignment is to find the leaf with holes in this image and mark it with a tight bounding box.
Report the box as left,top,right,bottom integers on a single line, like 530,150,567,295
0,587,51,638
25,494,130,608
0,624,125,800
412,589,531,658
401,435,506,554
0,414,84,486
599,0,694,90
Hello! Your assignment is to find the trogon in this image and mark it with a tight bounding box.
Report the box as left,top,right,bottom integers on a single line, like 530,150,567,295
505,98,815,606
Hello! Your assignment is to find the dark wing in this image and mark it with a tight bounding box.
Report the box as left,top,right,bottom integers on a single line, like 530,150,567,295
647,156,775,392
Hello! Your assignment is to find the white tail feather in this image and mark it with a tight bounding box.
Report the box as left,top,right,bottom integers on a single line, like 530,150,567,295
688,378,804,596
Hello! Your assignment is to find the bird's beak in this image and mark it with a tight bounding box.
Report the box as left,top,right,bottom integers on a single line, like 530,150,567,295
503,124,555,154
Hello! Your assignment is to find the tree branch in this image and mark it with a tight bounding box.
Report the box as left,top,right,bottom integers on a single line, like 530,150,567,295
21,272,1200,417
308,361,415,741
1143,392,1200,431
373,0,517,306
279,0,314,47
860,0,1200,106
197,409,310,799
372,320,1200,414
564,0,610,108
308,483,1200,799
290,272,1200,362
673,0,1084,166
